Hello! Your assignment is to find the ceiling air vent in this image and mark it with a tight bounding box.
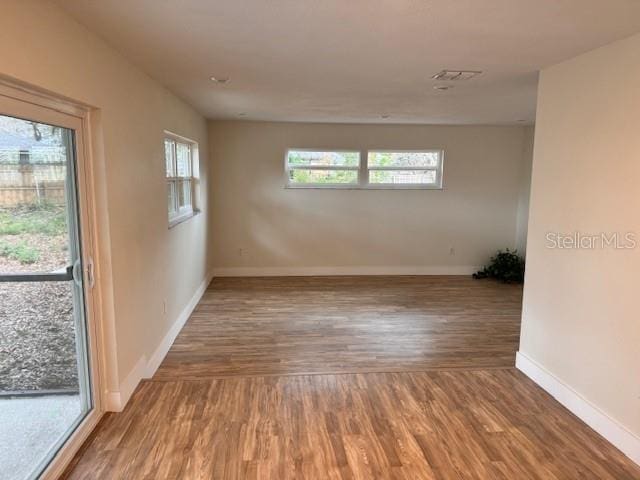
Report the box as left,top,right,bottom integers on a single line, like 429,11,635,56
432,70,482,81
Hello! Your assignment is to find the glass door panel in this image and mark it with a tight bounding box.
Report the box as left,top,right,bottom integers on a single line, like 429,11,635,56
0,113,92,480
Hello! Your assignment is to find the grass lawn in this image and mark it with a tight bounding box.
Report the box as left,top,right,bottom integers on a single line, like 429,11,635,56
0,204,67,264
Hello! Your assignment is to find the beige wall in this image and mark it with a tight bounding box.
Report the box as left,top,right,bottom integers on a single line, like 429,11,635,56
209,121,532,274
521,33,640,438
515,126,535,254
0,0,212,406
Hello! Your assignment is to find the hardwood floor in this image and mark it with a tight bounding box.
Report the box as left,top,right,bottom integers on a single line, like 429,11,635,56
64,370,640,479
154,276,523,380
63,277,640,479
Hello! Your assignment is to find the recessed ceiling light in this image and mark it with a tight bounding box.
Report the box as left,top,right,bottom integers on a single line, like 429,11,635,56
433,85,454,91
381,114,390,119
237,112,247,117
516,119,526,122
210,76,229,84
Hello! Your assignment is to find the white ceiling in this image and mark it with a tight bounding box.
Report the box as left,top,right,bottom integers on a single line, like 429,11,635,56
55,0,640,125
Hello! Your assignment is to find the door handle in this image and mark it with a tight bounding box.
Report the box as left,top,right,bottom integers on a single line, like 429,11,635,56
86,257,95,289
72,259,82,287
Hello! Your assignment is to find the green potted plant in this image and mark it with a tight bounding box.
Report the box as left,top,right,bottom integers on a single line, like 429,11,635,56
473,249,525,283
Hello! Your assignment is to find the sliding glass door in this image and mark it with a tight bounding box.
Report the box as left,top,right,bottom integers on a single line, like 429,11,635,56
0,100,96,480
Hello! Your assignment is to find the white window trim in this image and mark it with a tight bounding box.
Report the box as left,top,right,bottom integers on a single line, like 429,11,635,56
284,148,361,189
284,148,444,190
165,131,199,227
366,149,444,190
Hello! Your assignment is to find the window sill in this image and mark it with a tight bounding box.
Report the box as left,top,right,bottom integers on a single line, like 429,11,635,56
285,184,443,190
169,210,199,229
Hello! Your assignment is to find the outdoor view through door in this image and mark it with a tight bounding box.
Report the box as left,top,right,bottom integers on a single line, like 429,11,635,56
0,113,92,480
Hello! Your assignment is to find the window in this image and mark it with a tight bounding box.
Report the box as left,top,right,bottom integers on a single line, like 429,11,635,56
285,150,360,187
285,149,443,189
165,133,198,225
367,150,443,188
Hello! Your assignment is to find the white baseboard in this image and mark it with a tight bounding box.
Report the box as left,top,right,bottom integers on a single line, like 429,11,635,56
105,271,213,412
516,352,640,466
104,391,121,412
212,265,480,277
105,354,147,412
144,271,213,379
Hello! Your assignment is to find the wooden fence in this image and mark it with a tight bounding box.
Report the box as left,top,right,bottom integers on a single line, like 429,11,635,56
0,163,65,206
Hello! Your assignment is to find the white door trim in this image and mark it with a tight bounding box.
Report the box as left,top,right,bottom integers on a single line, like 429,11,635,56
0,76,110,479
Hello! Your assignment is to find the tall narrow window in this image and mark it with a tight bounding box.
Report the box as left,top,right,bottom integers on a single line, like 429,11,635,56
165,133,198,225
367,151,443,188
285,150,360,187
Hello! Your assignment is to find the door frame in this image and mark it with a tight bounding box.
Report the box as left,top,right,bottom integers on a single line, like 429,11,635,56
0,78,106,479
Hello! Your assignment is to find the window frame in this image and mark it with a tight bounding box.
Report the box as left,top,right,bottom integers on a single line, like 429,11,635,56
365,149,444,190
284,148,362,189
165,131,199,227
284,148,444,189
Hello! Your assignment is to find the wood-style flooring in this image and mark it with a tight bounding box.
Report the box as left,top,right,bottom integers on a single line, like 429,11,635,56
154,276,523,380
63,277,640,479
